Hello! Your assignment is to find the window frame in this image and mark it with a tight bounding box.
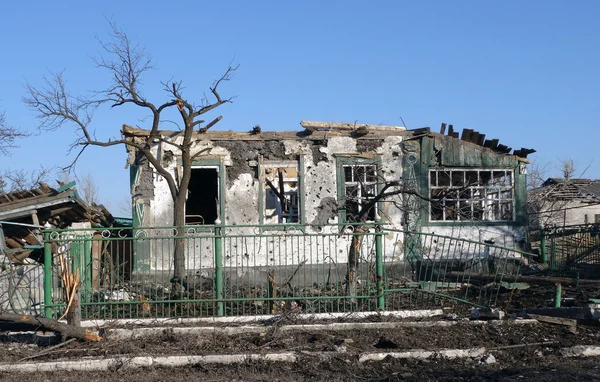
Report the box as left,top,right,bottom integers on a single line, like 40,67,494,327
258,156,305,227
428,168,515,223
336,156,382,223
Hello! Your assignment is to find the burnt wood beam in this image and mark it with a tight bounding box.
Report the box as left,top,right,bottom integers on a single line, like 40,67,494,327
496,144,509,153
476,133,486,146
461,128,473,142
469,131,480,144
483,139,499,149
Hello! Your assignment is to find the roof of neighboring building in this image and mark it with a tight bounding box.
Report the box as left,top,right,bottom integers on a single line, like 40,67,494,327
0,181,116,261
538,178,600,201
0,181,114,227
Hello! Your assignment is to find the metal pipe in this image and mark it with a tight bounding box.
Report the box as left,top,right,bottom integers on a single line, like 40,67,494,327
0,220,45,228
375,224,384,310
214,222,224,316
540,227,547,264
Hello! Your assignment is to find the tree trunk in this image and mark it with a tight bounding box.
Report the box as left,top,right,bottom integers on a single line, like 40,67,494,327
172,194,187,296
66,289,81,327
346,226,365,304
0,314,101,342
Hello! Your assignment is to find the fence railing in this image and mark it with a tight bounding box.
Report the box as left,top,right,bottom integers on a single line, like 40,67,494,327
535,224,600,278
35,224,536,320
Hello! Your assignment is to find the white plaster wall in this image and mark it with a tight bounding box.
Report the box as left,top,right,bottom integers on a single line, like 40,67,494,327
419,225,527,261
135,136,408,272
225,173,259,225
544,201,600,227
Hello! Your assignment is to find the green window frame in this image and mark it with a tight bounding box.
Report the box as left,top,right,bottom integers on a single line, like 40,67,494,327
184,158,226,226
336,156,382,223
258,156,305,226
428,168,515,223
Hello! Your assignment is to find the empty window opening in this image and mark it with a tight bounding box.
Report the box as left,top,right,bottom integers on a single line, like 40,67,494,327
343,164,378,222
264,166,299,224
429,169,514,222
186,168,219,225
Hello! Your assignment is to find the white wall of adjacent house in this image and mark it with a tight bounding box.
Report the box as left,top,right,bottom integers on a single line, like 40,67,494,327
540,200,600,227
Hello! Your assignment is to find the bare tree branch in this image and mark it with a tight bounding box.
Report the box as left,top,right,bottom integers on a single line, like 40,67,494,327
23,20,237,296
77,173,99,205
1,166,55,193
0,109,28,156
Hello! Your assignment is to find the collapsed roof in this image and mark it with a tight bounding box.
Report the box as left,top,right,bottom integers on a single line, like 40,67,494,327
0,181,115,262
537,178,600,202
121,120,535,159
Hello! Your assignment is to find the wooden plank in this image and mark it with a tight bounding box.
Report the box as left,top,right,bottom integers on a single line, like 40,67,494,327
526,313,577,328
447,125,454,137
452,132,459,138
410,127,430,135
440,123,447,135
5,237,23,249
476,133,486,146
56,181,76,193
23,233,39,246
460,129,473,142
299,121,406,131
469,131,480,144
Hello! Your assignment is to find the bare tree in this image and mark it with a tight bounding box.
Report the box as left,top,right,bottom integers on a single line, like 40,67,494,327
0,109,27,156
58,170,99,205
116,195,132,217
24,22,236,293
77,173,99,206
1,167,54,193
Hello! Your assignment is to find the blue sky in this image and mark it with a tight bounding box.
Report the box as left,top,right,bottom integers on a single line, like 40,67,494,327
1,1,598,216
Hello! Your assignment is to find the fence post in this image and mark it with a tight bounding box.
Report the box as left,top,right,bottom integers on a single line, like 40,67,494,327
43,232,53,319
214,220,224,317
540,226,547,264
550,237,557,270
375,222,385,311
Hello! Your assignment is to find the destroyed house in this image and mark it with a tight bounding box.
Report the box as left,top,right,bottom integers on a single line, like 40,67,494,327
123,121,534,274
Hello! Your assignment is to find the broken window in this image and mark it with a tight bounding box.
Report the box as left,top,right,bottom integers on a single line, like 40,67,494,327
263,165,300,224
342,164,378,222
429,169,514,222
185,167,220,225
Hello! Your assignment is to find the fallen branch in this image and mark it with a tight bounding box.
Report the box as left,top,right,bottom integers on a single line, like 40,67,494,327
0,314,102,342
18,338,77,361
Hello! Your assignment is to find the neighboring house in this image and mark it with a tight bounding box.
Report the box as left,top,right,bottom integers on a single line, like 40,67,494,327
529,178,600,228
123,121,534,274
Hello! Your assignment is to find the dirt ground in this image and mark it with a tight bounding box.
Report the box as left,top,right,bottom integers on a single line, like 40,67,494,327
1,318,600,381
18,357,600,382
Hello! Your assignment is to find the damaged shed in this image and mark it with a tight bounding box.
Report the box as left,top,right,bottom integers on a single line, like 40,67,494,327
0,181,120,314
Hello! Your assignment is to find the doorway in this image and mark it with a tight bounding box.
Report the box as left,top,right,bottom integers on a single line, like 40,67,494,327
185,168,219,225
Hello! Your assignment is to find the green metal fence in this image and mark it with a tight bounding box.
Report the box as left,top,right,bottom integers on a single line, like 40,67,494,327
40,224,536,320
535,224,600,278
